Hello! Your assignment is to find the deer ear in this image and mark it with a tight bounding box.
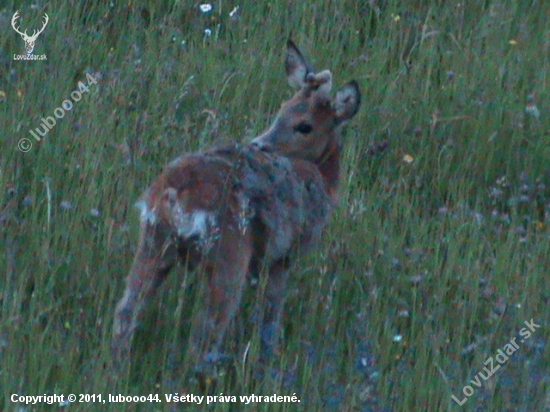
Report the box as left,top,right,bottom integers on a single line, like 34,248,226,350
285,39,314,89
333,80,361,124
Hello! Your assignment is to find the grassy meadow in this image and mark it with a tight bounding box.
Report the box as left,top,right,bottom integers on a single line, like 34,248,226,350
1,0,549,410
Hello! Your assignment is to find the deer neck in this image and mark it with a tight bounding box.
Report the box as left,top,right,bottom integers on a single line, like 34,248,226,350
315,139,341,203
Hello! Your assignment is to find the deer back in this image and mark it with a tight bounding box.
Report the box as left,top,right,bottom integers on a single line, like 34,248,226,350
137,143,331,264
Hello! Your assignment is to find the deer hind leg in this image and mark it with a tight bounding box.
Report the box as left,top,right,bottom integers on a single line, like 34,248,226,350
260,258,290,361
189,226,253,367
111,219,177,369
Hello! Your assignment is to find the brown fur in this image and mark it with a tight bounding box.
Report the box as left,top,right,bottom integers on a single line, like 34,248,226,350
111,40,361,368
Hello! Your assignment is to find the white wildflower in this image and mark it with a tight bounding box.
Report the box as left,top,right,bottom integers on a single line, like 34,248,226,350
229,6,239,18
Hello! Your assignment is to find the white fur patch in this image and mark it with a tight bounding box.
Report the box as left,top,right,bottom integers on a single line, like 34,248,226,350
174,209,216,239
135,199,157,225
136,193,218,247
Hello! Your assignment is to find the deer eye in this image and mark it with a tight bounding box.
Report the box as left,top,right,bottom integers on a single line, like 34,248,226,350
293,123,313,134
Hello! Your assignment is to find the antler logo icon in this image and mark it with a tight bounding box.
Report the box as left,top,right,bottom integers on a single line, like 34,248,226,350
11,11,49,55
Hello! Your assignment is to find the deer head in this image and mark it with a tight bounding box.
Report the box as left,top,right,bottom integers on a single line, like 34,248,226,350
12,11,49,55
251,40,361,163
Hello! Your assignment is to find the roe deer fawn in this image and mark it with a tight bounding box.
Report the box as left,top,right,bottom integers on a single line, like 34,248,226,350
111,40,361,371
